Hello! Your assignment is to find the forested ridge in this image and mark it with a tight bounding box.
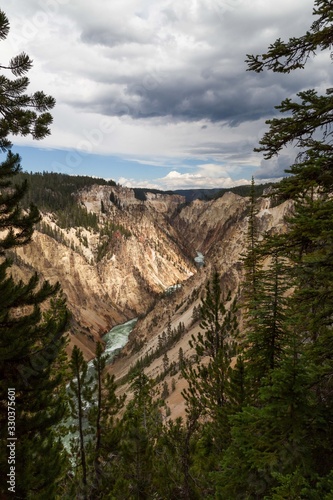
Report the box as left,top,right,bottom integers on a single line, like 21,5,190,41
17,172,116,209
17,172,116,230
1,2,333,499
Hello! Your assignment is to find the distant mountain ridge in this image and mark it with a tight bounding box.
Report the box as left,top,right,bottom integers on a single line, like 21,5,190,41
129,184,275,203
19,171,274,205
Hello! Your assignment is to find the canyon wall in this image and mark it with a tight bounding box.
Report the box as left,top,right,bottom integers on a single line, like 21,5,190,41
14,185,195,357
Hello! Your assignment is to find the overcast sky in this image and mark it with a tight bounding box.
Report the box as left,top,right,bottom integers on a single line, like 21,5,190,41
2,0,326,190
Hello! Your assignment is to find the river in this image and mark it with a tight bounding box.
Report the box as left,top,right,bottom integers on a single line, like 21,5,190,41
194,251,205,267
88,317,138,369
63,318,138,453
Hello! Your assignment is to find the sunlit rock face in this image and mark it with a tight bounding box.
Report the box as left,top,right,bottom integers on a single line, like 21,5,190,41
14,184,292,364
109,192,293,419
15,185,195,356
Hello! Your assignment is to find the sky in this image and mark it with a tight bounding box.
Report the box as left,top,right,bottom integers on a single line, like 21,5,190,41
1,0,327,190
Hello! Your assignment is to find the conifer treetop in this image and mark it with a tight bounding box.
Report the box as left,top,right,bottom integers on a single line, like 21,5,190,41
246,1,333,74
0,9,55,151
246,0,333,195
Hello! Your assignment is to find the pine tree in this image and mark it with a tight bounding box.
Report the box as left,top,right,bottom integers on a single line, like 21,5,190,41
244,242,291,394
191,305,201,324
0,284,68,498
243,176,260,301
161,380,169,400
178,347,185,371
181,271,239,495
226,1,333,493
155,414,201,500
114,370,162,499
227,354,247,410
246,2,333,203
0,9,68,498
182,271,238,420
0,10,55,152
91,341,105,481
68,346,94,498
162,352,169,373
217,313,319,498
88,341,125,496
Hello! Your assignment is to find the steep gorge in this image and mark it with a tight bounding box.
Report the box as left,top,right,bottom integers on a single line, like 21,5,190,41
110,192,293,418
14,180,291,389
14,184,195,358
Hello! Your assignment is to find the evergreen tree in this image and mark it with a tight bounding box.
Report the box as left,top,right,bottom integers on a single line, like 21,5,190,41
155,414,201,500
114,370,162,499
247,3,333,197
182,271,238,420
218,315,314,495
221,1,333,494
88,341,125,497
227,354,247,410
91,341,106,482
244,242,291,395
0,11,55,152
0,9,68,498
162,352,169,373
161,380,169,400
0,152,41,252
191,305,201,324
243,176,260,302
178,347,185,371
68,346,93,498
0,284,68,498
181,272,239,495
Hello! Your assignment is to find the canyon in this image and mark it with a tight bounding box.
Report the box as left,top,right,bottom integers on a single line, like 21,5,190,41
14,180,292,415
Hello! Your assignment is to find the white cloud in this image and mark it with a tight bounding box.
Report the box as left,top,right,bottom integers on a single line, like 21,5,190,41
1,0,322,187
158,167,251,189
119,168,251,190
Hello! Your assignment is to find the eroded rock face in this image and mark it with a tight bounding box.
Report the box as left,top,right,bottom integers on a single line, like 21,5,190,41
128,193,293,347
173,192,249,254
13,185,292,365
15,185,195,356
111,193,293,419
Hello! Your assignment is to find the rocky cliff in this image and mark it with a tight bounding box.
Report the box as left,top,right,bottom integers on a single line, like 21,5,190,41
110,192,293,418
14,181,292,387
15,185,195,357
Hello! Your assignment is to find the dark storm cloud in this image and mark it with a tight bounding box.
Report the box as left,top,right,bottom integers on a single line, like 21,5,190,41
67,67,307,126
64,1,326,128
80,19,153,48
81,28,141,47
56,0,321,128
255,154,294,180
188,140,256,161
